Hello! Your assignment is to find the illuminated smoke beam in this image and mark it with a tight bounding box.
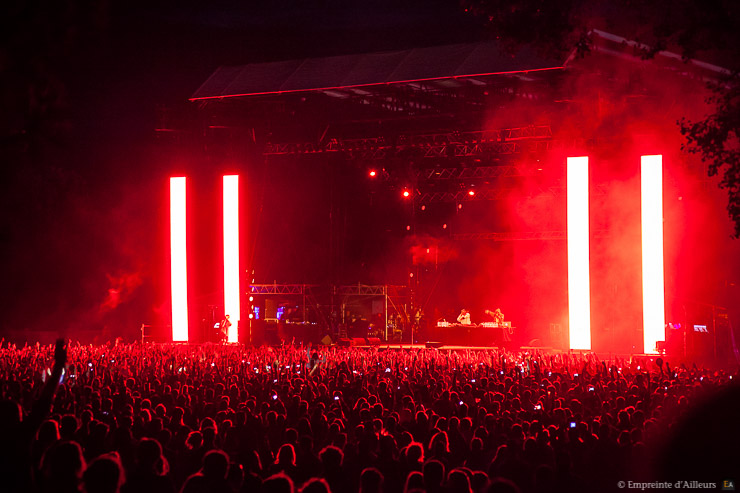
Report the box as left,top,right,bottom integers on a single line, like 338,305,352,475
567,156,591,350
170,177,189,342
641,155,665,354
223,175,240,343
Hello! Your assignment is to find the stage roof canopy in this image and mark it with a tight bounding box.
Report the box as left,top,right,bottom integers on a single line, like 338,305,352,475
190,41,564,100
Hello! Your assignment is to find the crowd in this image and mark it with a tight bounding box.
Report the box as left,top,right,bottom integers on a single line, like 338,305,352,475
0,339,737,493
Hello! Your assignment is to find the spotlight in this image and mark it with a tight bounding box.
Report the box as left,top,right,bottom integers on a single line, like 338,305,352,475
369,170,377,177
468,190,475,197
402,189,410,198
248,296,254,302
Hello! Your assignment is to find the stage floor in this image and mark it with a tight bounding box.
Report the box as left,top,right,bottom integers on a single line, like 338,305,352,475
354,343,561,352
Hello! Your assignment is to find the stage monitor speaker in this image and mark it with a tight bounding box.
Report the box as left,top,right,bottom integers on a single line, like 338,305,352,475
337,338,351,347
351,338,366,346
367,337,381,345
425,341,443,349
141,324,171,343
320,335,333,346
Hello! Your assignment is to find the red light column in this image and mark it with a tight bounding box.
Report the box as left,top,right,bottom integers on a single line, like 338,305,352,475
170,177,189,342
223,175,240,343
567,156,591,350
641,155,665,354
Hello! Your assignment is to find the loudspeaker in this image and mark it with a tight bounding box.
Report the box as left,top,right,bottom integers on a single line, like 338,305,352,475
338,338,352,347
425,341,443,349
141,324,171,343
367,337,381,345
321,335,333,346
351,338,366,346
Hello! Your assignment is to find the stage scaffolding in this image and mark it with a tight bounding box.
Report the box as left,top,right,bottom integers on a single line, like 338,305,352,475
248,283,408,341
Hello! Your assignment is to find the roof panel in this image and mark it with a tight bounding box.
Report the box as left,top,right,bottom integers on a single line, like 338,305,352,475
280,54,363,92
340,50,412,87
454,42,555,75
388,43,476,81
190,42,564,100
224,59,304,97
191,65,244,99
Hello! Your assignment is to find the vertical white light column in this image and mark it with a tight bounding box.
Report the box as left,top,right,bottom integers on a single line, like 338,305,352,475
567,156,592,350
170,177,189,342
641,155,665,354
223,175,240,343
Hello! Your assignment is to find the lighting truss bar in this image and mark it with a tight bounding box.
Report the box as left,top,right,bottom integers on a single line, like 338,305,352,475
248,284,407,297
223,175,240,343
641,155,666,354
263,126,564,156
567,156,591,350
417,189,515,203
249,284,311,295
170,177,189,342
452,230,611,241
415,185,597,204
415,165,533,181
336,285,388,296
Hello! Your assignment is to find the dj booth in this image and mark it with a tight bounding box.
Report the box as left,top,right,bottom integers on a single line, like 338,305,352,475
432,321,513,346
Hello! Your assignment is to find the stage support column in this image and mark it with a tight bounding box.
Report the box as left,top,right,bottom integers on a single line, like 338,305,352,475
641,155,665,354
170,177,189,342
223,175,240,343
567,157,591,350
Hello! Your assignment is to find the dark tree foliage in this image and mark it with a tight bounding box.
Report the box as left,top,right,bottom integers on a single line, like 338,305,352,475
680,78,740,238
460,0,740,237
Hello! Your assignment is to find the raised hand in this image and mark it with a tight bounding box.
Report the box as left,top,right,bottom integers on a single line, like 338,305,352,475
54,338,67,368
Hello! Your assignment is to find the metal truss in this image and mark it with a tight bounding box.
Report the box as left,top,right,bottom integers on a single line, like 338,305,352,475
335,284,407,296
248,284,311,295
415,165,533,181
263,126,569,157
249,284,407,297
417,188,516,203
416,184,608,204
452,230,610,241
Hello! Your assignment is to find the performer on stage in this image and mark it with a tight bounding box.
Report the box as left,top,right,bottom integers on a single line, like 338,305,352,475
219,314,232,343
457,308,471,325
484,308,505,324
484,308,510,345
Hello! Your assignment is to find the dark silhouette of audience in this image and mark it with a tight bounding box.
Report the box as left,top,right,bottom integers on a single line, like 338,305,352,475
0,340,737,493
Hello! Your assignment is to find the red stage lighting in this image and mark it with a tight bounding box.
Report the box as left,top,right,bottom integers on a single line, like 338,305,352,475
402,189,410,198
170,177,189,342
223,175,240,343
369,170,377,177
468,190,475,197
641,155,665,354
567,157,591,350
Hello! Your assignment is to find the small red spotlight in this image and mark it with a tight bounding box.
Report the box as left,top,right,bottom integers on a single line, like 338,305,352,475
468,190,475,197
369,170,377,177
402,189,410,198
